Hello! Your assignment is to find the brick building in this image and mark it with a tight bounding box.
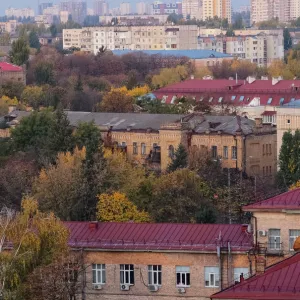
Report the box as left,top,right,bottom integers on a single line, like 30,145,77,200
0,62,26,85
65,222,254,300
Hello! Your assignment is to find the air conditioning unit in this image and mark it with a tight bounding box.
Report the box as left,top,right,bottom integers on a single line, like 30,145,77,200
149,285,159,292
120,284,130,291
178,287,186,294
93,284,103,290
259,230,267,237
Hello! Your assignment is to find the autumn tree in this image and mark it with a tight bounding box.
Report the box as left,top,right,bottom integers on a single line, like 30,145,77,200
167,144,188,172
9,37,30,66
100,90,134,112
97,192,150,222
21,85,45,109
0,197,69,299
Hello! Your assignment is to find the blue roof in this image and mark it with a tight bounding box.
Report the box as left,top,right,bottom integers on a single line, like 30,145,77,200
112,49,232,59
283,99,300,107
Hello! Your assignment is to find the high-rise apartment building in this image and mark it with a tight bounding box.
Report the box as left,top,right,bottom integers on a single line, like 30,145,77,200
120,2,131,15
38,2,53,15
94,0,109,16
152,2,183,15
136,2,151,15
182,0,202,19
202,0,232,22
60,1,87,24
5,7,35,18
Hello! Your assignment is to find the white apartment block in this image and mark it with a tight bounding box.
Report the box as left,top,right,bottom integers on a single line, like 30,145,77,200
0,20,17,34
198,31,283,66
43,5,60,16
182,0,202,20
136,2,151,15
5,7,35,18
120,2,131,15
63,25,198,54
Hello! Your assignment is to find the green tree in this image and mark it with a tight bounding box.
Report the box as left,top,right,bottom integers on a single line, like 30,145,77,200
28,30,41,50
9,37,30,66
21,85,44,109
49,24,58,37
34,62,55,85
284,28,292,51
225,28,235,37
167,144,188,172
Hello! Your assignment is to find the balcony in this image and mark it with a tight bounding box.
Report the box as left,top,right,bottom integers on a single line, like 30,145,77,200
258,242,284,256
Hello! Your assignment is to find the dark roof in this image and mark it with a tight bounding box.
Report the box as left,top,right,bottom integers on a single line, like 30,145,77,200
244,189,300,211
66,112,184,131
211,253,300,299
112,50,232,59
65,222,253,252
153,79,300,107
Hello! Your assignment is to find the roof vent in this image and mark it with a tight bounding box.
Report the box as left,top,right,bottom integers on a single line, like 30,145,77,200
190,74,195,80
272,76,282,86
203,75,213,80
246,76,256,84
261,76,268,80
89,222,99,230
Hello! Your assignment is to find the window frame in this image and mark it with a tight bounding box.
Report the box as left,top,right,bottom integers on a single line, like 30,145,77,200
204,266,220,288
141,143,146,155
223,146,228,159
133,142,138,155
92,264,106,285
176,266,190,287
231,146,237,160
268,229,281,250
148,265,162,286
233,267,249,283
289,229,300,251
120,264,134,285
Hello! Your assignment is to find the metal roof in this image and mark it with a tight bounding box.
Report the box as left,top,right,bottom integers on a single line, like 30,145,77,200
112,49,232,59
65,222,253,252
211,253,300,299
244,188,300,211
0,62,23,72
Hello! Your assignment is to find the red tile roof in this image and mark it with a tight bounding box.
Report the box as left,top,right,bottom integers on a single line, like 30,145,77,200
65,222,253,252
211,253,300,299
243,189,300,211
153,79,300,106
0,62,23,72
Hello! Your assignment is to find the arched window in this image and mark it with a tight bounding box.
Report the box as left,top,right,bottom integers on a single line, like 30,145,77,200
168,145,175,158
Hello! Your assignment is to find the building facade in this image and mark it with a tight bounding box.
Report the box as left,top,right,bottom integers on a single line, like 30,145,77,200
5,7,35,18
60,1,87,24
182,0,202,19
152,2,183,15
120,2,131,15
94,0,109,16
0,62,26,85
202,0,232,23
0,20,17,34
66,222,254,300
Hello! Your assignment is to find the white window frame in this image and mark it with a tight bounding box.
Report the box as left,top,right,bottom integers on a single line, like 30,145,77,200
120,264,134,285
223,146,228,159
176,266,190,287
232,146,237,160
233,267,249,283
141,143,146,155
205,267,220,288
133,142,138,155
148,265,162,286
92,264,106,285
268,229,281,250
289,229,300,251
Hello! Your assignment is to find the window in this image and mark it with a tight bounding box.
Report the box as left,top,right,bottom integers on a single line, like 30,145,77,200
212,146,218,159
267,98,272,104
153,143,158,149
269,229,281,250
205,267,220,287
279,98,284,105
141,143,146,155
218,97,223,103
148,265,162,285
92,264,106,284
168,145,175,158
231,96,236,101
121,142,126,147
120,264,134,285
291,98,295,102
176,266,190,287
232,146,237,159
287,119,291,124
223,146,228,159
133,142,138,155
263,144,265,155
233,268,249,282
239,96,245,101
289,230,300,250
209,97,213,102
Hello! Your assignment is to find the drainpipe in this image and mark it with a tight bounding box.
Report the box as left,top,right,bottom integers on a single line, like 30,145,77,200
217,246,222,289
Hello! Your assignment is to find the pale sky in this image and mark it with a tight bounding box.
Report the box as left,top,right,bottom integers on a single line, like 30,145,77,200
0,0,249,16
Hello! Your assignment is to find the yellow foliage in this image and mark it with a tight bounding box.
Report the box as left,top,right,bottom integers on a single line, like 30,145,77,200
97,192,150,222
110,85,150,98
289,181,300,191
0,95,18,106
194,66,212,79
268,60,294,79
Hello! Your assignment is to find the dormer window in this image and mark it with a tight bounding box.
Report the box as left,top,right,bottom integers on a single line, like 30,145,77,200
239,96,245,102
267,98,273,105
209,97,213,102
279,98,284,105
231,96,236,101
218,97,223,103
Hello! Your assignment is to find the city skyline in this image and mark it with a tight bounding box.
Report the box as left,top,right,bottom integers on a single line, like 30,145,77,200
0,0,249,15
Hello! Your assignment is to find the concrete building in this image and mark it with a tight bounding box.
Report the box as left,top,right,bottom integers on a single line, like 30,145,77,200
0,20,18,34
43,4,60,16
120,2,131,15
5,7,35,18
202,0,232,23
182,0,202,19
38,2,53,15
152,2,183,15
60,10,69,23
136,2,151,15
60,1,87,24
65,221,254,300
94,0,109,16
99,14,169,25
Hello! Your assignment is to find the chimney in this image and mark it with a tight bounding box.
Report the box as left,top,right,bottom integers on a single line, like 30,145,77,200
241,224,248,232
240,273,245,283
255,256,266,275
89,221,98,230
255,117,263,127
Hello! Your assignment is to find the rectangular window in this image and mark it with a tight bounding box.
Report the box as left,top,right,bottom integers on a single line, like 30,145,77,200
239,96,245,101
148,265,162,285
279,98,284,105
263,144,265,155
209,97,213,102
289,230,300,250
92,264,106,284
269,229,281,250
231,96,236,101
218,97,223,103
121,142,126,147
267,98,272,104
176,266,190,287
212,146,218,159
269,144,272,155
232,146,237,159
233,267,249,282
120,264,134,285
141,143,146,155
223,146,228,159
133,142,138,155
205,267,220,287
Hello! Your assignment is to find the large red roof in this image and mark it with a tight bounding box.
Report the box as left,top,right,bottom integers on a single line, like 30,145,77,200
65,222,253,252
244,188,300,211
153,79,300,106
0,62,23,72
211,253,300,299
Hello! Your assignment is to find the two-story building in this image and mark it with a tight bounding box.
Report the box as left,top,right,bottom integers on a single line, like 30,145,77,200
65,222,254,300
0,62,26,85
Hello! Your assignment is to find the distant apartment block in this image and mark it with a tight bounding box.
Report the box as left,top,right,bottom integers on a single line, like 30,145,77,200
43,5,60,16
136,2,152,15
202,0,232,23
5,7,35,18
0,20,17,34
38,2,53,15
182,0,202,19
120,2,131,15
94,0,109,16
63,25,198,53
99,15,169,26
60,1,87,24
152,2,183,15
197,29,284,67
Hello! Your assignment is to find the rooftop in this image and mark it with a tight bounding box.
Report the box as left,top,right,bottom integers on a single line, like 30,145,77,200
211,253,300,299
65,222,253,252
112,49,232,59
243,188,300,211
0,62,23,72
